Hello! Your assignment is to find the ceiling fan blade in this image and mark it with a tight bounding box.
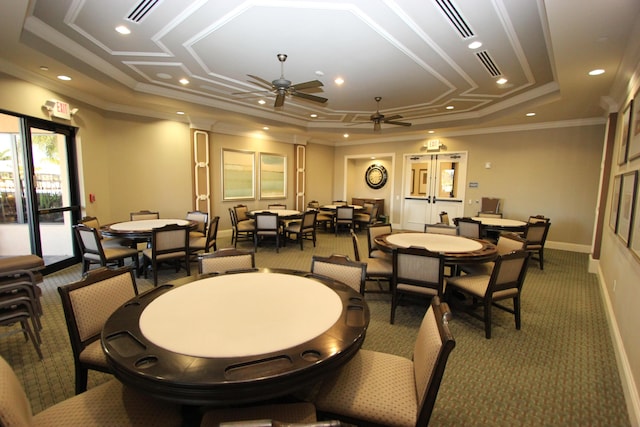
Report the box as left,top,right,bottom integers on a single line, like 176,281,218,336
247,74,273,89
231,90,271,96
383,114,403,121
373,122,382,132
291,80,323,90
274,92,285,108
292,92,328,104
385,120,412,127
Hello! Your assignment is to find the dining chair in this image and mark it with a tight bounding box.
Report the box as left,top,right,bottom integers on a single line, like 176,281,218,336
366,223,392,260
480,197,501,214
456,217,482,239
230,207,255,247
391,246,445,324
309,201,333,231
424,223,458,235
445,250,530,338
528,214,550,224
57,266,138,393
142,223,190,286
0,355,183,426
73,224,139,274
0,268,43,323
311,254,367,295
460,232,525,276
267,203,287,210
186,210,209,238
334,205,355,236
79,216,129,247
351,229,392,294
234,204,251,222
201,402,321,426
314,297,455,427
254,212,280,252
130,210,160,221
523,221,551,269
439,211,450,225
0,291,43,359
284,209,318,250
354,201,376,230
198,248,256,275
477,212,503,218
190,215,219,256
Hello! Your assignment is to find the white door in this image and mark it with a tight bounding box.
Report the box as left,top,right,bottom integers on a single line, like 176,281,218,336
401,152,467,231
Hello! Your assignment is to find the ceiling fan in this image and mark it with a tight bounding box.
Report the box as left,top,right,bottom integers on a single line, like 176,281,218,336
369,96,412,131
235,54,328,108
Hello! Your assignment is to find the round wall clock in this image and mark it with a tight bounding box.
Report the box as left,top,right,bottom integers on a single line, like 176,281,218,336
365,164,388,189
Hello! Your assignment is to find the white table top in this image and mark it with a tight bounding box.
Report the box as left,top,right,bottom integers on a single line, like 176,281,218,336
385,232,483,253
250,209,301,217
110,219,189,231
139,272,342,358
322,204,363,210
471,217,527,227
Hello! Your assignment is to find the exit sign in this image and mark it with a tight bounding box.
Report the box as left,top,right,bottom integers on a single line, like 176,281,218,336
50,100,71,120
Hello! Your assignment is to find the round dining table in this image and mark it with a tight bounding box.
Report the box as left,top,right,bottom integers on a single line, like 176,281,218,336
248,209,302,219
375,232,497,264
101,218,197,240
471,216,527,232
101,268,369,414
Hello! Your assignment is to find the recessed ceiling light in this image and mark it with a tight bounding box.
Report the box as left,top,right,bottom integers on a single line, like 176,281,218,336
526,112,536,117
258,99,266,105
179,78,189,85
263,126,269,131
468,41,482,49
115,25,131,35
310,114,318,118
39,66,49,71
57,75,71,81
496,77,508,85
156,73,172,79
335,77,344,85
589,69,605,76
445,105,454,110
315,71,325,77
343,133,349,138
176,111,185,115
428,130,435,134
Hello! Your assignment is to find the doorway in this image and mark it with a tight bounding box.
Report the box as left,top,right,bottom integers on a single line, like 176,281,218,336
401,152,467,231
0,112,80,273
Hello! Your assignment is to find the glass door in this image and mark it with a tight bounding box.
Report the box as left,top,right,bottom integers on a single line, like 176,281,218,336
0,112,80,273
402,152,467,230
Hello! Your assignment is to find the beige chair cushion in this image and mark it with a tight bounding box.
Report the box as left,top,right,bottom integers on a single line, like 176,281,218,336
315,349,417,427
445,274,490,298
201,402,316,426
79,339,109,367
364,257,392,277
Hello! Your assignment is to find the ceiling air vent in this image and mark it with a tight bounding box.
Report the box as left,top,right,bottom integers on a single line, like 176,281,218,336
435,0,474,39
476,50,502,77
126,0,160,23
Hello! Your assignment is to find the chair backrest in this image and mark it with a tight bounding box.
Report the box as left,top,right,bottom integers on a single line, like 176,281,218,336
528,215,550,224
362,202,375,215
477,212,503,218
300,209,318,230
186,210,209,234
205,216,220,250
234,204,250,221
523,221,550,245
151,224,189,256
480,197,501,213
424,223,458,235
456,217,482,239
350,229,362,262
367,223,392,256
229,208,238,228
307,200,320,209
0,355,34,426
311,254,366,294
198,248,255,274
486,250,530,296
57,267,138,358
267,203,287,210
439,211,450,225
413,297,456,426
335,206,354,221
130,210,159,221
393,246,445,297
73,224,105,261
332,200,347,206
496,232,526,255
255,212,279,234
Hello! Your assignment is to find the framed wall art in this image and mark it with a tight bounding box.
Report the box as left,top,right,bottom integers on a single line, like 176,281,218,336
630,174,640,260
222,149,255,201
616,171,637,245
628,92,640,161
259,153,286,199
617,101,633,165
609,174,622,231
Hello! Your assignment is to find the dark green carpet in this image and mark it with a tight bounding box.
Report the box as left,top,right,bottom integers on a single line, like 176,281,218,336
0,231,630,426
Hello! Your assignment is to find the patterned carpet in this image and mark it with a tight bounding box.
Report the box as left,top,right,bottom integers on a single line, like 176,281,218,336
0,230,631,426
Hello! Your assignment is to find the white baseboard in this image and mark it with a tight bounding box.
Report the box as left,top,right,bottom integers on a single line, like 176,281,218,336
594,258,640,426
545,240,591,253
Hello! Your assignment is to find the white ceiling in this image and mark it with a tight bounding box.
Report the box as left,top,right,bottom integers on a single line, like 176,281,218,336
0,0,639,144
